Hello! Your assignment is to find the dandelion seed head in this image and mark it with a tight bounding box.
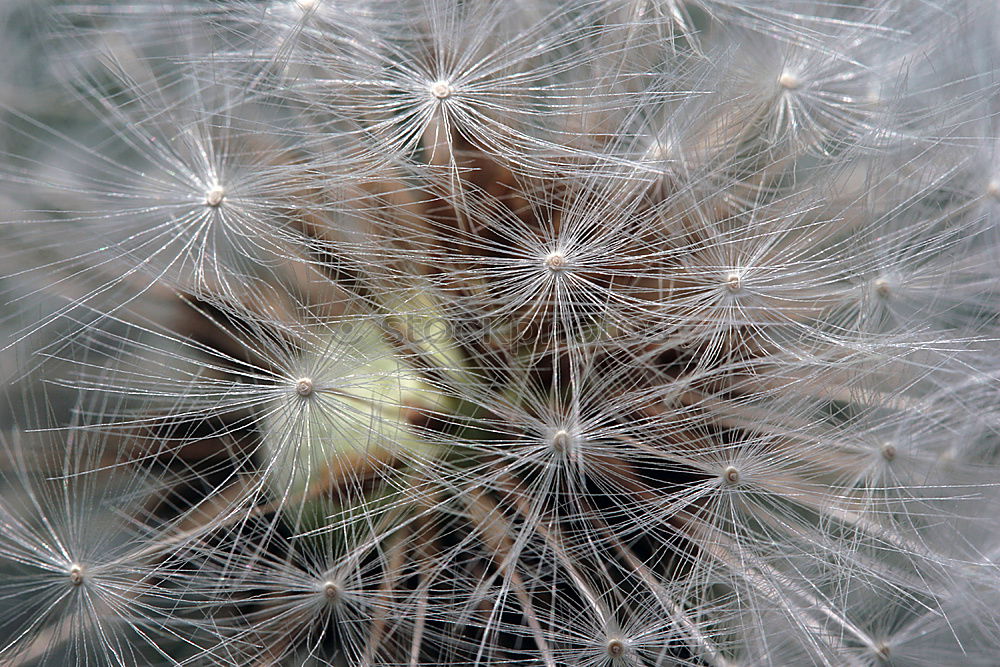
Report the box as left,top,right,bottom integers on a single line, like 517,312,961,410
9,3,1000,664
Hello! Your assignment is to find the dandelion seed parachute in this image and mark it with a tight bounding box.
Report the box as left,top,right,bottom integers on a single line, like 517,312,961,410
0,405,214,665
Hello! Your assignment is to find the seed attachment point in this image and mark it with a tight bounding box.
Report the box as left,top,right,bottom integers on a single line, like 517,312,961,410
429,80,454,100
322,580,340,601
645,138,673,161
724,272,742,292
551,429,572,454
873,278,891,298
723,466,741,485
881,443,897,462
987,180,1000,201
205,185,226,207
68,564,84,586
778,71,801,90
606,638,626,658
295,377,315,397
544,252,568,272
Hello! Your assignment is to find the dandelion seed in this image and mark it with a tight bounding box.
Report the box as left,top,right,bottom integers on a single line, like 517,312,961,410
722,466,741,485
543,251,569,272
295,377,315,397
880,443,897,462
429,80,454,100
643,138,673,162
203,184,225,207
986,179,1000,201
322,580,341,601
606,637,626,657
550,428,573,454
778,71,801,91
873,277,891,298
0,417,205,665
